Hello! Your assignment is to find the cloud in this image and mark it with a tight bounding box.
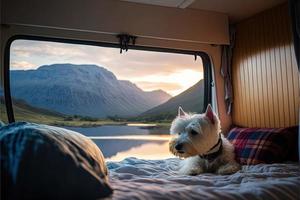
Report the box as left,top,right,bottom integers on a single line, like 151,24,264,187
12,49,31,57
11,40,87,59
88,49,204,78
10,61,36,70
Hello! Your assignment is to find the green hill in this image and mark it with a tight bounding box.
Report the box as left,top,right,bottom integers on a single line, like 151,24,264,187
139,80,204,121
0,96,65,124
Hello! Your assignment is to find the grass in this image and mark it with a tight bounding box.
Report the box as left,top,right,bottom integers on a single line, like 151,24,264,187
0,98,171,128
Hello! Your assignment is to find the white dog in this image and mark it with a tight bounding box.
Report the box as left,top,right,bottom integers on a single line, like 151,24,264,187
169,105,240,175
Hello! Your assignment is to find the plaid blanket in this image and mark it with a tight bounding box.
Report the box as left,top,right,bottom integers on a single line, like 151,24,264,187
227,126,298,165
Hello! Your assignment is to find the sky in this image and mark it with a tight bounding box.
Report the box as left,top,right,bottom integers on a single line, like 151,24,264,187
10,39,203,96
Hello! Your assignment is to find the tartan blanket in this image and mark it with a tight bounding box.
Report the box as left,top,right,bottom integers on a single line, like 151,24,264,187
227,126,298,165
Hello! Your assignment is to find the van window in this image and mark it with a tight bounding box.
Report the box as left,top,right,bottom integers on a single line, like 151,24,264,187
9,39,205,161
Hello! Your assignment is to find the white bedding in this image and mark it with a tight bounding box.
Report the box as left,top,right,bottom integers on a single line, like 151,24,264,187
106,158,300,200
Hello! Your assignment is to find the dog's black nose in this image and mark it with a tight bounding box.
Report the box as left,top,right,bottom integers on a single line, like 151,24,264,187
175,143,183,151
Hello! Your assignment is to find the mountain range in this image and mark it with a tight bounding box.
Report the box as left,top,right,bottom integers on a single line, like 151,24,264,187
10,64,171,118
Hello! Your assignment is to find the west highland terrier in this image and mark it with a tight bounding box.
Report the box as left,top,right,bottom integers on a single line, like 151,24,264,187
169,104,240,175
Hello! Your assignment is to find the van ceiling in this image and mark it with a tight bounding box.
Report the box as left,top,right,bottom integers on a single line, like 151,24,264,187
121,0,287,23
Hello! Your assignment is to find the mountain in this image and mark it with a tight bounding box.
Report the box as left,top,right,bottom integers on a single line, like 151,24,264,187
140,80,204,119
10,64,171,118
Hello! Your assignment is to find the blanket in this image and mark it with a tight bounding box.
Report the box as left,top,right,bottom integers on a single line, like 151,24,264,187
107,158,300,200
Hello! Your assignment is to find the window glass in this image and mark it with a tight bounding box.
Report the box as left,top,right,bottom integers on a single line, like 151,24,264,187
10,39,204,161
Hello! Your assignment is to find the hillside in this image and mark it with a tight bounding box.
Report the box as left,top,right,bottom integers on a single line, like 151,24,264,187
139,80,204,120
0,96,64,124
10,64,171,118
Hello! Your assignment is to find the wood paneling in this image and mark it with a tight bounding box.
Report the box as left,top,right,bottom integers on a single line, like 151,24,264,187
232,4,299,128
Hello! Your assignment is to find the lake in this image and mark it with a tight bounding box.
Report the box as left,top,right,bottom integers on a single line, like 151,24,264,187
63,124,174,161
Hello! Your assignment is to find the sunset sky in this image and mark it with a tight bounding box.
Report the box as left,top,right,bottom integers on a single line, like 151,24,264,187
10,40,203,96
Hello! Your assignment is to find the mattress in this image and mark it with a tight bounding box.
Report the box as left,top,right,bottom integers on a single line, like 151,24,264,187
106,158,300,200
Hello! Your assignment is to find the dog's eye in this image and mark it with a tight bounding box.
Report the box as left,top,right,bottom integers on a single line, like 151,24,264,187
190,130,198,135
178,132,181,135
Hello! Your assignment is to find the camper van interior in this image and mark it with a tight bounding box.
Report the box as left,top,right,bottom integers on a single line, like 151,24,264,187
0,0,299,199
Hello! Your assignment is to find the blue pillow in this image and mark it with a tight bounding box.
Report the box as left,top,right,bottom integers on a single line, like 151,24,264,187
0,122,112,199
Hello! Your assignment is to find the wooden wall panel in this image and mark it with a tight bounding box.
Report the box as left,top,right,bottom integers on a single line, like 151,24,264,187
232,4,299,128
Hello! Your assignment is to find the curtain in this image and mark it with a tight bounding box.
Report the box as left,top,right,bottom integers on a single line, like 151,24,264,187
221,26,236,114
289,0,300,70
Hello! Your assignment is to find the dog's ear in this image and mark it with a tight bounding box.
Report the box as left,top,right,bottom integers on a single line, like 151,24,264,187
205,104,215,124
178,106,186,117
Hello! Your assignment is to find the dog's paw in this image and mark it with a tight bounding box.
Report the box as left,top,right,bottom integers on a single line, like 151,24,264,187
179,167,204,176
217,163,240,175
188,169,202,176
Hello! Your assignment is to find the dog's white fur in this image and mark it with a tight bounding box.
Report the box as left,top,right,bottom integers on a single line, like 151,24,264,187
169,105,240,175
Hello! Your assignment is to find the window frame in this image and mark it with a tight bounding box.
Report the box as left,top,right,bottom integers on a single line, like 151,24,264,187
3,35,212,123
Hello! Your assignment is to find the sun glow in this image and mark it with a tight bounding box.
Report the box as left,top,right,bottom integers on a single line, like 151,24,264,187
132,69,203,96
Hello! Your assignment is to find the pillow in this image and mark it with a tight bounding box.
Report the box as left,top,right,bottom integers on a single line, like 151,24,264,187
227,126,298,165
0,122,112,199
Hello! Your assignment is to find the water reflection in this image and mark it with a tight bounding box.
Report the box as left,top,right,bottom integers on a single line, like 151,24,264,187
89,135,171,140
63,125,174,161
64,125,170,137
92,135,173,161
107,141,173,161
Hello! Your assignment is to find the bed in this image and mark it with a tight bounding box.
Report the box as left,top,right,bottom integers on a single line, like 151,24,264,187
1,122,299,199
106,157,300,200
